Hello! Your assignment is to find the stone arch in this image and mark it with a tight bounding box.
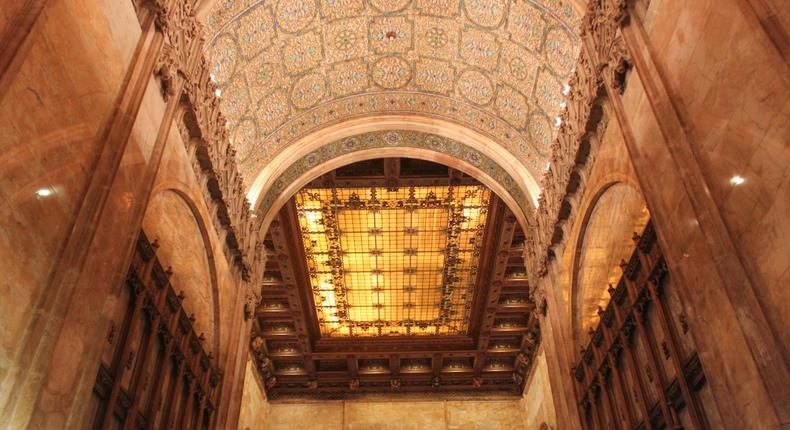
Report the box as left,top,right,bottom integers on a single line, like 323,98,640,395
143,187,222,357
247,116,542,232
569,180,648,350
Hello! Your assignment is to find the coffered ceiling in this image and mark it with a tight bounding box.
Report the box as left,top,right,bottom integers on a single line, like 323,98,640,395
204,0,581,186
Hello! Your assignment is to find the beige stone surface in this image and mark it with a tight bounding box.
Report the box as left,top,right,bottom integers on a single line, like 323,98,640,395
521,348,556,430
238,357,271,430
345,401,446,430
267,401,344,430
262,398,527,430
639,0,790,357
447,400,526,430
143,189,217,351
0,0,145,425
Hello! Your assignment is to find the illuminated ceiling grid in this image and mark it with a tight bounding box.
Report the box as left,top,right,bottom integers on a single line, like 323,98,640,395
296,185,491,337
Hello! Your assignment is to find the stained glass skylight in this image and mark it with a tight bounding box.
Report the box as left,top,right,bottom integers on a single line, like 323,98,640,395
295,185,491,337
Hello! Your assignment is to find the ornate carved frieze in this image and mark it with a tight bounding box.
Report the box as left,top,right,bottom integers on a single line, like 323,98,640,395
528,0,633,296
144,0,260,281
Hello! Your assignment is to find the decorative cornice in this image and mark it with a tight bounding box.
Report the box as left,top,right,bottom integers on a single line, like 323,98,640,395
528,0,631,285
147,0,260,283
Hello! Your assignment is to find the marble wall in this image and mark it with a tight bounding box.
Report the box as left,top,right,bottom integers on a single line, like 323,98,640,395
530,0,790,426
143,189,217,353
615,0,789,425
0,0,253,426
639,0,790,359
257,398,528,430
0,0,144,425
521,348,556,430
238,357,271,430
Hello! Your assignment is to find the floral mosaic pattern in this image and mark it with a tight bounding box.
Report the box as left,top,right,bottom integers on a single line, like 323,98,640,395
205,0,580,188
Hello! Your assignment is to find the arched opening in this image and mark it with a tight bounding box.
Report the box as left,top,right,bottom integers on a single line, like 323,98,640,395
247,125,539,236
570,182,649,351
143,189,221,356
248,157,537,399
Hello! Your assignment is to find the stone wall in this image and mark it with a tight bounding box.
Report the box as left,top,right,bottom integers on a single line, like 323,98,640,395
528,0,789,427
637,0,790,359
259,398,527,430
238,357,271,430
521,347,556,430
0,0,147,425
0,0,258,426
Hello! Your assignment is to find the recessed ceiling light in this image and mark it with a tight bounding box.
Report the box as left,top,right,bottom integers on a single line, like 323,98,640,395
214,89,222,97
36,187,53,197
730,175,745,185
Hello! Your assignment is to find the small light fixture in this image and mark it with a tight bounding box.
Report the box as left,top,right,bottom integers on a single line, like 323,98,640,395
730,175,745,186
386,31,397,41
214,88,222,97
554,117,562,126
36,187,53,197
562,84,570,95
559,101,567,109
209,73,217,83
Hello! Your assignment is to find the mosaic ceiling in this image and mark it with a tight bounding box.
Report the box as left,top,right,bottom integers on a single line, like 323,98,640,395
295,184,491,337
205,0,581,185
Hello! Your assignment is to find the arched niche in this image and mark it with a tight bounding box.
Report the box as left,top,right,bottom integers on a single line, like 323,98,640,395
570,182,649,350
247,124,540,234
142,189,220,356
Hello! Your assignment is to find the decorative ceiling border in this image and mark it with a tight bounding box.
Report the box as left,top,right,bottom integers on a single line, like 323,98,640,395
255,130,531,220
237,91,546,178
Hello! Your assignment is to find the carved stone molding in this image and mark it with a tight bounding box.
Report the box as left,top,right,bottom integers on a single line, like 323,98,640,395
146,0,261,283
528,0,631,286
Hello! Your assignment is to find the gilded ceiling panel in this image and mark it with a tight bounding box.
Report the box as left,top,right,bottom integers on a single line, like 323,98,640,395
295,184,491,336
205,0,580,186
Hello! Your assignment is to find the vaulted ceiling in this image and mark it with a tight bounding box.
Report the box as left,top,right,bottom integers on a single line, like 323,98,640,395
204,0,581,187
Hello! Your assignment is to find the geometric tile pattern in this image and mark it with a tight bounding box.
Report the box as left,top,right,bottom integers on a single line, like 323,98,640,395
204,0,580,186
295,184,491,337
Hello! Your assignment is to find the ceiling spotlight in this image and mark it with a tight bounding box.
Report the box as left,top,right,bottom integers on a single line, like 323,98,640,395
36,187,53,197
562,84,570,95
214,88,222,97
730,175,745,186
554,117,562,126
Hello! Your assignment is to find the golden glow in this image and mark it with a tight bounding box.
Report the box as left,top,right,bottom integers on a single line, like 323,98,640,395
296,185,491,337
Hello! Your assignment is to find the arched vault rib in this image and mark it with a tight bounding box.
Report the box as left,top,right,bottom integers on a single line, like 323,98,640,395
248,128,538,235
